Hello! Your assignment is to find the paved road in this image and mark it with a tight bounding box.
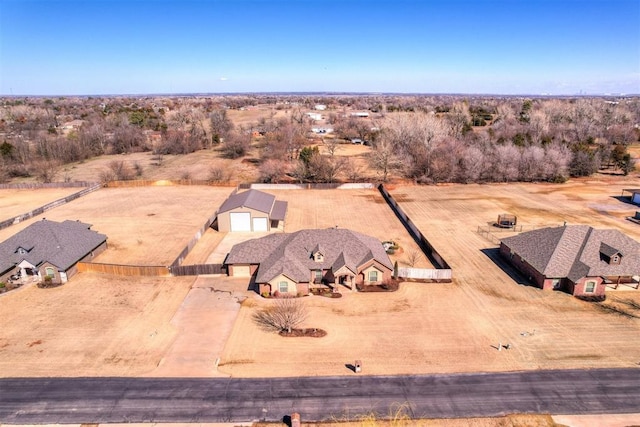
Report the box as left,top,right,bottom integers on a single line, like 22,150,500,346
1,368,639,423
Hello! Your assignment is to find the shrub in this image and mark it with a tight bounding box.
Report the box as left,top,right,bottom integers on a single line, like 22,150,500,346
0,282,5,288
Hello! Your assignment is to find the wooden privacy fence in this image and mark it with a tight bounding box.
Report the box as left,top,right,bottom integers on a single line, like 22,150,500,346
0,182,101,231
170,264,225,276
170,213,218,268
77,262,170,276
105,179,238,188
378,184,452,281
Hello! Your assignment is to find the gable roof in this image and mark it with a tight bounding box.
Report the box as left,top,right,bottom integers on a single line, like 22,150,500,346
225,228,393,283
218,189,288,219
0,219,107,274
501,225,640,282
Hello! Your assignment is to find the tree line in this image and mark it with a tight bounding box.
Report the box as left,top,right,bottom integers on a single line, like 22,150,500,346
0,95,637,184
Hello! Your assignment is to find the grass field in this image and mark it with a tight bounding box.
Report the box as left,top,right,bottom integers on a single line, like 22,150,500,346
0,187,87,220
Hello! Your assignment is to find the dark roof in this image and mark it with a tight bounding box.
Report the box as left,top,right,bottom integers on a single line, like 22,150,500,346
218,189,275,215
501,225,640,282
0,219,107,273
271,200,288,221
225,228,393,283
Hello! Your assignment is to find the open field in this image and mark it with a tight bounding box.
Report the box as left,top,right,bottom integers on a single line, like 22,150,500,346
0,272,194,377
0,187,87,220
58,150,261,183
0,185,234,265
218,176,640,377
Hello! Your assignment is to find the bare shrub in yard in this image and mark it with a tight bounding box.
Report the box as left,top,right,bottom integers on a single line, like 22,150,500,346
103,160,135,182
208,164,230,183
253,297,308,334
32,159,61,183
405,249,422,267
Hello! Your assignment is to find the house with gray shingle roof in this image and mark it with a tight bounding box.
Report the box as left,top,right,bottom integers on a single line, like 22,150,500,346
225,228,393,296
500,225,640,297
0,219,107,285
216,189,287,232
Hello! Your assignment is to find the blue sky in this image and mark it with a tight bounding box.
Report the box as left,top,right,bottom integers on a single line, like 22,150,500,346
1,0,639,95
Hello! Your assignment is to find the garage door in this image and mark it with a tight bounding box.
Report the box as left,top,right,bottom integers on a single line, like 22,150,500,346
252,217,268,232
229,212,251,232
232,265,251,277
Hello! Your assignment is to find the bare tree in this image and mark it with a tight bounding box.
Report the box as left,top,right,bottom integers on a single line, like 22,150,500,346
253,297,308,333
209,108,234,146
405,249,422,267
368,138,402,182
32,159,61,183
259,159,289,183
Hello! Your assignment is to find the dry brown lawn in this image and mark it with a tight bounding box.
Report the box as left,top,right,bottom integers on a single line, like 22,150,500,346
0,272,194,377
219,176,640,378
267,188,433,268
0,187,86,220
58,150,260,183
0,185,234,265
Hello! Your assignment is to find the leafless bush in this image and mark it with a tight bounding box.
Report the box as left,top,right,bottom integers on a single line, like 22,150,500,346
220,132,250,159
253,297,308,333
208,164,230,183
259,159,288,183
105,160,135,181
405,249,423,267
32,159,61,183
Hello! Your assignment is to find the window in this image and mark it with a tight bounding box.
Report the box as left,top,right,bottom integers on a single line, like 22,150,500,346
278,281,288,293
45,267,55,278
314,270,323,283
585,281,596,293
368,270,378,282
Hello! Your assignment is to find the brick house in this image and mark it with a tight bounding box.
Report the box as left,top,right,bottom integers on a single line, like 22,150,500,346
224,228,393,296
0,219,107,285
500,225,640,297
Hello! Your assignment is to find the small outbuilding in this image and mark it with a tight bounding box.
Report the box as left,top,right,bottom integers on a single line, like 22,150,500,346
216,189,288,232
622,189,640,205
496,213,517,228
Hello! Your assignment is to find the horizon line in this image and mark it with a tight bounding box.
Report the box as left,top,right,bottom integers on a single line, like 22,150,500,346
1,91,637,98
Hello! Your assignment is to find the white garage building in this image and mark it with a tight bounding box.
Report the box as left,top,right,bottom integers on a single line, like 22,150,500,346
216,189,287,232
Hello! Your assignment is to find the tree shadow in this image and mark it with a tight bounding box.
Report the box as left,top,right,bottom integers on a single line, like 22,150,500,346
282,415,292,427
480,248,536,288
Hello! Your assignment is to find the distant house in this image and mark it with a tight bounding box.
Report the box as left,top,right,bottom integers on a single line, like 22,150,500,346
350,112,369,118
500,225,640,297
314,104,327,111
0,219,107,285
306,112,323,121
216,189,287,232
312,127,333,134
225,228,393,296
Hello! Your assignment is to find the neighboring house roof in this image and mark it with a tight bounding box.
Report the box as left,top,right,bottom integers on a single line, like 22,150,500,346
501,225,640,282
0,219,107,273
218,189,288,219
225,228,393,283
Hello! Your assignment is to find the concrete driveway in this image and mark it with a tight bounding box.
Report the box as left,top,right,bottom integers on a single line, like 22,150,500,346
150,275,251,377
